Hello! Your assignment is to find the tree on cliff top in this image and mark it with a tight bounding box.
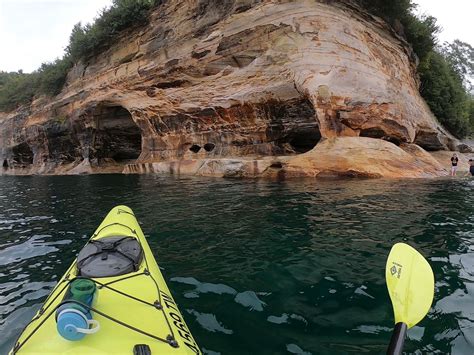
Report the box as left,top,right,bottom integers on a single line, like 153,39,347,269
0,71,37,111
0,0,158,111
66,0,156,62
419,51,471,136
0,58,71,111
441,40,474,91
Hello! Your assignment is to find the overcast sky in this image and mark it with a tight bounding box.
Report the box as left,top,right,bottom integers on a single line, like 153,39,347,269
413,0,474,46
0,0,472,73
0,0,112,73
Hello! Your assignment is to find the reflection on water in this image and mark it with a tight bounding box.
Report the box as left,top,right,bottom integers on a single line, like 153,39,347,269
1,175,474,354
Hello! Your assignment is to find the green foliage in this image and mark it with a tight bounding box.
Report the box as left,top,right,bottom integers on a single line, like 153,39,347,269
37,58,73,96
404,15,439,63
356,0,414,22
356,0,438,63
0,57,73,111
0,0,158,112
0,71,38,111
441,40,474,91
469,97,474,128
67,0,156,62
66,24,90,62
419,51,471,137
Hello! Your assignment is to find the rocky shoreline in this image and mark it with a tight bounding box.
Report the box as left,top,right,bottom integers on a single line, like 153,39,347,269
0,1,469,179
3,139,472,179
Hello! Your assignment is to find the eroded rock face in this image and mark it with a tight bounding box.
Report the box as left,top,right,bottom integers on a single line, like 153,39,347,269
285,137,447,178
0,0,459,177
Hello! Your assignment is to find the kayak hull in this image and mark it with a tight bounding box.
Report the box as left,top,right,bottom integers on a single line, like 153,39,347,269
11,206,200,355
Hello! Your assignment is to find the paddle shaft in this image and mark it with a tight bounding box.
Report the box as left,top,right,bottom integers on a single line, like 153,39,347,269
387,322,407,355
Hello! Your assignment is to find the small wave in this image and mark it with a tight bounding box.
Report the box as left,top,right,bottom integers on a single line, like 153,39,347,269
353,325,391,335
0,235,71,266
187,309,233,334
171,276,237,295
234,291,266,311
0,215,52,225
286,343,312,355
267,313,308,325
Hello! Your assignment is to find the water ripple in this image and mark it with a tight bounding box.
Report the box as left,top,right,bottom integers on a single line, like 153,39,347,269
0,175,474,354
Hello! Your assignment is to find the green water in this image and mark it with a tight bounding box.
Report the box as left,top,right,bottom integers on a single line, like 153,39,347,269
0,175,473,354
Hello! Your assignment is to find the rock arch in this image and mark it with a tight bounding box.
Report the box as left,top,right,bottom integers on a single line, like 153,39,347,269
12,142,34,167
360,127,402,146
286,127,322,153
89,105,142,163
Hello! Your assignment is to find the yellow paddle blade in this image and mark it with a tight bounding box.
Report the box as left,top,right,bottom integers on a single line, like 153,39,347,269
386,243,434,328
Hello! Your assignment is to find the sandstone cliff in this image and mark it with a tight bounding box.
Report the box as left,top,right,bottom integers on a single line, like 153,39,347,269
0,0,462,178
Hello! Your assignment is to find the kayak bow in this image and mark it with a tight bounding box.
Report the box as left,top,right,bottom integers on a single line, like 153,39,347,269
11,205,200,355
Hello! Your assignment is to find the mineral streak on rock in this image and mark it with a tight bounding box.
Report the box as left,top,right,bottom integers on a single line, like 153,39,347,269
0,0,459,178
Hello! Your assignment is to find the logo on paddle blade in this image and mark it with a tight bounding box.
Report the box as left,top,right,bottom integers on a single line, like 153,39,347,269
390,262,402,279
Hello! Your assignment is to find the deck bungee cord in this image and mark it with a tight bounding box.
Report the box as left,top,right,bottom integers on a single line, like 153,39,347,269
13,273,179,353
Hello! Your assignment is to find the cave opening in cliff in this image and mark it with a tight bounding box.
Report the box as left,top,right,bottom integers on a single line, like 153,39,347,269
265,97,320,155
12,143,34,166
2,159,8,169
92,105,142,163
360,128,401,146
189,144,201,153
204,143,215,152
287,127,322,154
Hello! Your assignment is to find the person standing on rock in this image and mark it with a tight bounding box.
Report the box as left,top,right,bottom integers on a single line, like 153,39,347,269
469,159,474,176
450,153,459,176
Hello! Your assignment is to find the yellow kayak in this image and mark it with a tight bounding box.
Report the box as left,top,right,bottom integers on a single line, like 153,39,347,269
10,206,200,354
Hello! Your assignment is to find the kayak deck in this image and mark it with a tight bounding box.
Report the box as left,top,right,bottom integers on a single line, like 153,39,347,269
12,206,200,354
